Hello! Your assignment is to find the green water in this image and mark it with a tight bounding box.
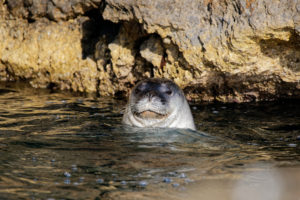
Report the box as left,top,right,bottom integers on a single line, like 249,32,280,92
0,82,300,200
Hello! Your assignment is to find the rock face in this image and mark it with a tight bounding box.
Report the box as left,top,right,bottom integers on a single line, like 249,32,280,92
0,0,299,102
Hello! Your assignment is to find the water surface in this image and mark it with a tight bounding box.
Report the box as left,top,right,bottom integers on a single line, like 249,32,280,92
0,83,300,200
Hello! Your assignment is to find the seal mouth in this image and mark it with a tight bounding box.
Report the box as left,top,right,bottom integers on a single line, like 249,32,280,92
135,110,167,119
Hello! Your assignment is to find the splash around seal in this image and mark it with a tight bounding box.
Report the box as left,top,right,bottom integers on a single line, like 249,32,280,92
122,78,196,130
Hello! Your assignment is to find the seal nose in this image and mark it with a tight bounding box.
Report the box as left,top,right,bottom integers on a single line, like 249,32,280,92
147,90,156,101
146,90,166,104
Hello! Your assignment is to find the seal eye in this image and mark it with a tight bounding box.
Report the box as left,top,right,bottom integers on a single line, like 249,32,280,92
135,87,141,94
135,82,147,94
165,89,172,95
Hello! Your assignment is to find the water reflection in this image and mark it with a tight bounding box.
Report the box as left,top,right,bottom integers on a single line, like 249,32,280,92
0,83,299,199
232,164,283,200
166,163,300,200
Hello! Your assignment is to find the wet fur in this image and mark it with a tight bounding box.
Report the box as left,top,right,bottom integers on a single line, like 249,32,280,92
123,78,196,130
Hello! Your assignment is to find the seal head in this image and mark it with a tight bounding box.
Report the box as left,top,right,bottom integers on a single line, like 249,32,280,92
123,78,196,130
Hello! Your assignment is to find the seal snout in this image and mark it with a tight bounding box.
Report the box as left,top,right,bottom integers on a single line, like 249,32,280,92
133,98,168,119
131,80,170,119
136,110,166,119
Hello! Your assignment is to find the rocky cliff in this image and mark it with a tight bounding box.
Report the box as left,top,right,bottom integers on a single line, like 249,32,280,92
0,0,299,102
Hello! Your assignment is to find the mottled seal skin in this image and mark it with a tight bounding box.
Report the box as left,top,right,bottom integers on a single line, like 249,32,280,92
123,78,196,130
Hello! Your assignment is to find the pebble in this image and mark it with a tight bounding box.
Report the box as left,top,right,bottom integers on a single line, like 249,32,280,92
288,143,297,147
51,159,56,162
192,106,197,110
64,172,71,178
96,178,104,184
32,157,37,162
296,136,300,140
179,173,186,178
184,178,194,183
168,172,177,176
212,110,219,114
172,183,180,187
139,181,148,187
120,180,127,185
73,182,79,186
64,179,71,184
71,165,78,172
61,100,67,104
163,177,172,183
79,177,85,182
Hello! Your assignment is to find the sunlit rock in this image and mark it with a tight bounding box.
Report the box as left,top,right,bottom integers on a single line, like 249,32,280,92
0,0,299,102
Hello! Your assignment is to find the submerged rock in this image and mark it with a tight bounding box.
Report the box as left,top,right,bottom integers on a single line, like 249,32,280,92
0,0,299,102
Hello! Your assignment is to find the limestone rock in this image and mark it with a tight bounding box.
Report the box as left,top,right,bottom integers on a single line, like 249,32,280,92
140,36,164,68
0,17,98,92
0,0,299,102
6,0,102,21
103,0,300,102
108,22,137,79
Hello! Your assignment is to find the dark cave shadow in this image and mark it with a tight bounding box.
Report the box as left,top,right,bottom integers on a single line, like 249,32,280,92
81,9,120,60
259,32,300,73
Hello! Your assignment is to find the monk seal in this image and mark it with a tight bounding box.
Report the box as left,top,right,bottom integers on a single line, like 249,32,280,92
122,78,196,130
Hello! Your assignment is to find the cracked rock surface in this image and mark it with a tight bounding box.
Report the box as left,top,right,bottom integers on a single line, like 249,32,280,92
0,0,299,102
